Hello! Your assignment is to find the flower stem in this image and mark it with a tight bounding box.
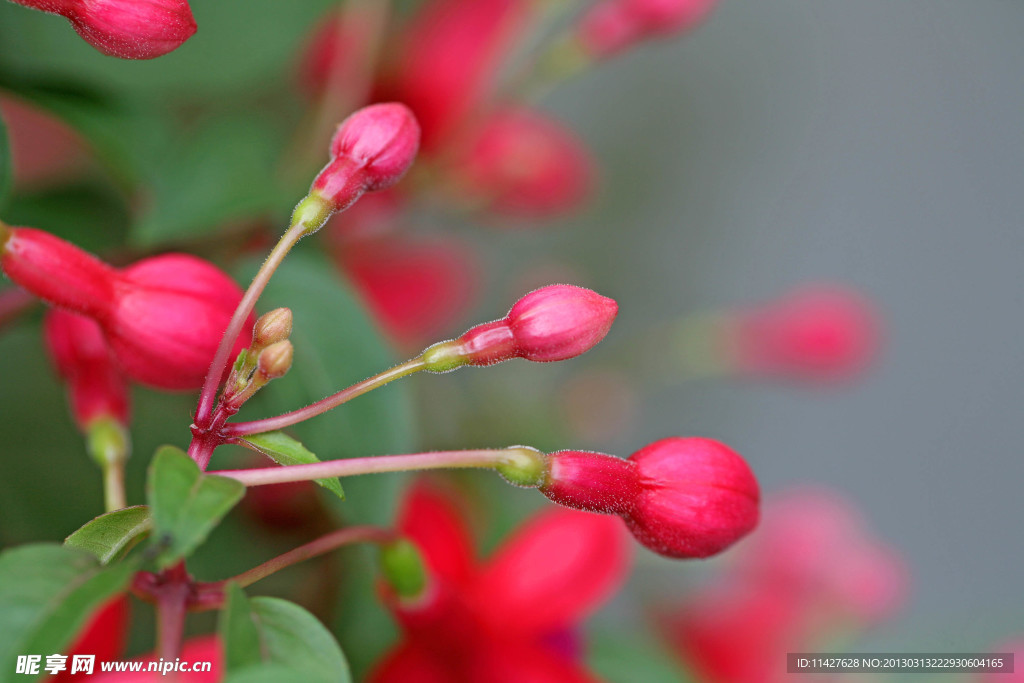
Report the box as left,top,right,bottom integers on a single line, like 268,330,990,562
228,526,394,588
102,461,126,512
193,195,333,431
155,562,190,661
223,358,426,437
210,447,544,487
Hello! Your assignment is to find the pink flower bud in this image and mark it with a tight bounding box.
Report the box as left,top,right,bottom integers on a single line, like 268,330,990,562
311,103,421,212
421,284,617,371
0,96,88,188
451,109,594,218
44,309,130,431
726,284,879,381
12,0,197,60
542,437,760,559
1,227,253,391
579,0,718,57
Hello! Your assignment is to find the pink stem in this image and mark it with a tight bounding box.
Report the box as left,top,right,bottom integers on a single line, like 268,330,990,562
210,449,521,486
227,526,394,588
223,358,425,437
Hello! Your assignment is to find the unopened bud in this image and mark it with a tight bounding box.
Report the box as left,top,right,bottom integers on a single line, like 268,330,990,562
256,340,293,381
379,538,428,601
541,437,760,559
253,308,293,349
421,284,617,372
11,0,197,60
308,103,421,218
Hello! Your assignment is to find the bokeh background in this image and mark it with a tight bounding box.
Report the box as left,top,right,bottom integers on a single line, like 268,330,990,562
1,0,1022,680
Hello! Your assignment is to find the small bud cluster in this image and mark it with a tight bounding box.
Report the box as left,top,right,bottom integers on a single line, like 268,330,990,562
421,284,618,372
221,308,295,411
541,437,760,558
10,0,197,59
1,226,252,391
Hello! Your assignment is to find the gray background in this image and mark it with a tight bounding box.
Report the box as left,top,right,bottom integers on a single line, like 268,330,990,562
527,0,1023,647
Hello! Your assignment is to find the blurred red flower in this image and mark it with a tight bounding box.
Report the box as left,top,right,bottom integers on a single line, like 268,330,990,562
371,481,632,682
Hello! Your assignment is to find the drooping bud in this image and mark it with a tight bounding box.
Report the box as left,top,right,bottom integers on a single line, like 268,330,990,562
308,103,421,219
420,284,617,372
256,340,293,381
252,307,293,349
44,309,130,431
541,437,759,559
449,108,594,218
0,95,89,188
1,227,253,391
11,0,197,60
578,0,719,57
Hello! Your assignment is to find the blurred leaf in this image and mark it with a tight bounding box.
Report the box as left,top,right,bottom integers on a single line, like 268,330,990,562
220,583,352,683
0,107,10,210
146,446,245,569
589,630,695,683
241,431,345,500
64,506,152,565
0,544,133,683
0,72,166,186
132,116,285,247
1,182,130,253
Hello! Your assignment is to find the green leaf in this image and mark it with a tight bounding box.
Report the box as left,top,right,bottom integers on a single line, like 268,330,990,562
241,431,345,500
219,584,351,683
147,446,245,569
64,506,152,565
132,115,284,247
0,105,10,211
0,544,133,683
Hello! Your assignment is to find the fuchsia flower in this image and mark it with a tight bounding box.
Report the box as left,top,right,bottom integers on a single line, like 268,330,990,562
422,284,618,371
724,284,879,381
11,0,197,60
659,488,906,683
542,437,760,558
451,109,595,218
1,227,253,391
371,481,631,682
579,0,719,56
0,96,89,188
311,103,421,213
978,638,1024,683
44,309,130,431
338,237,478,347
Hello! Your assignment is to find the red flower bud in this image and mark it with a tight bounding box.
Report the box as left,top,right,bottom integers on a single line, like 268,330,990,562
579,0,718,57
311,103,421,212
727,285,879,381
44,309,130,430
2,227,253,391
11,0,197,60
451,109,594,218
421,284,617,371
542,437,760,559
